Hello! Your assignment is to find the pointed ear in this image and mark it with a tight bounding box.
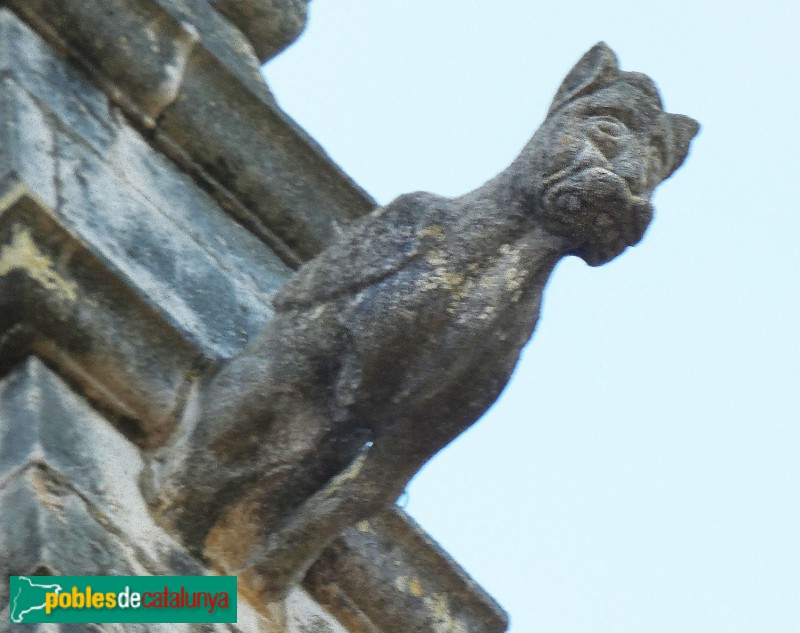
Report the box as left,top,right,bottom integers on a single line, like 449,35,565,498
663,113,700,178
548,42,619,115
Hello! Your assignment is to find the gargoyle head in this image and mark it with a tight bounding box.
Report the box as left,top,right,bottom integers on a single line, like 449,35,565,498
518,43,699,266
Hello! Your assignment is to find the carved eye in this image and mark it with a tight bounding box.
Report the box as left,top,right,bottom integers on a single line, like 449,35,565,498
589,116,627,138
587,115,627,155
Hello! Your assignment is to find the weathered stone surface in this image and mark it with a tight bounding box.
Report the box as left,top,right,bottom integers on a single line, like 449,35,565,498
285,589,349,633
57,132,273,359
0,359,283,633
303,509,508,633
6,0,267,120
0,467,148,584
209,0,309,62
0,77,57,210
0,192,203,438
150,0,274,95
0,130,228,437
0,359,201,577
155,43,698,603
0,2,698,630
0,12,116,156
0,12,291,313
0,12,298,437
104,125,290,304
0,360,173,614
155,65,372,261
5,3,374,264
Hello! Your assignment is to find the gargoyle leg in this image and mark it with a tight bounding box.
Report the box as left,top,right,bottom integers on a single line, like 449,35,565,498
239,438,414,601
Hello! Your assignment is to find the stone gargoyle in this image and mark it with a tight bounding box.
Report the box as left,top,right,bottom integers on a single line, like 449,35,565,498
150,42,699,600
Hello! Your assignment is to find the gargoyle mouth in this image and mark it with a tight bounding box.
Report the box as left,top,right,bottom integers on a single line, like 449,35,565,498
542,165,653,248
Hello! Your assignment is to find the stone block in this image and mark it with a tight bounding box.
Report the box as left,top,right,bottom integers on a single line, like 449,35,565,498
0,358,202,577
3,3,374,263
6,0,201,122
0,193,201,438
157,65,372,259
0,77,57,208
57,131,274,359
104,125,291,303
151,0,270,98
0,10,116,155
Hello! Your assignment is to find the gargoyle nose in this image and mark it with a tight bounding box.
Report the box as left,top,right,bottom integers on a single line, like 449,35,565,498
612,151,649,193
574,143,614,172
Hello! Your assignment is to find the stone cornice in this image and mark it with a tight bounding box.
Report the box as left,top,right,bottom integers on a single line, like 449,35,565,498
7,0,374,266
304,509,509,633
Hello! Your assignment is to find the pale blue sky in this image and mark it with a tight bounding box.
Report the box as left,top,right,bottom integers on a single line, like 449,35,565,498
264,2,800,631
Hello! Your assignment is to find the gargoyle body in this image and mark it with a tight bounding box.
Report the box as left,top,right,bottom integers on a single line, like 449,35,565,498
152,43,698,600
